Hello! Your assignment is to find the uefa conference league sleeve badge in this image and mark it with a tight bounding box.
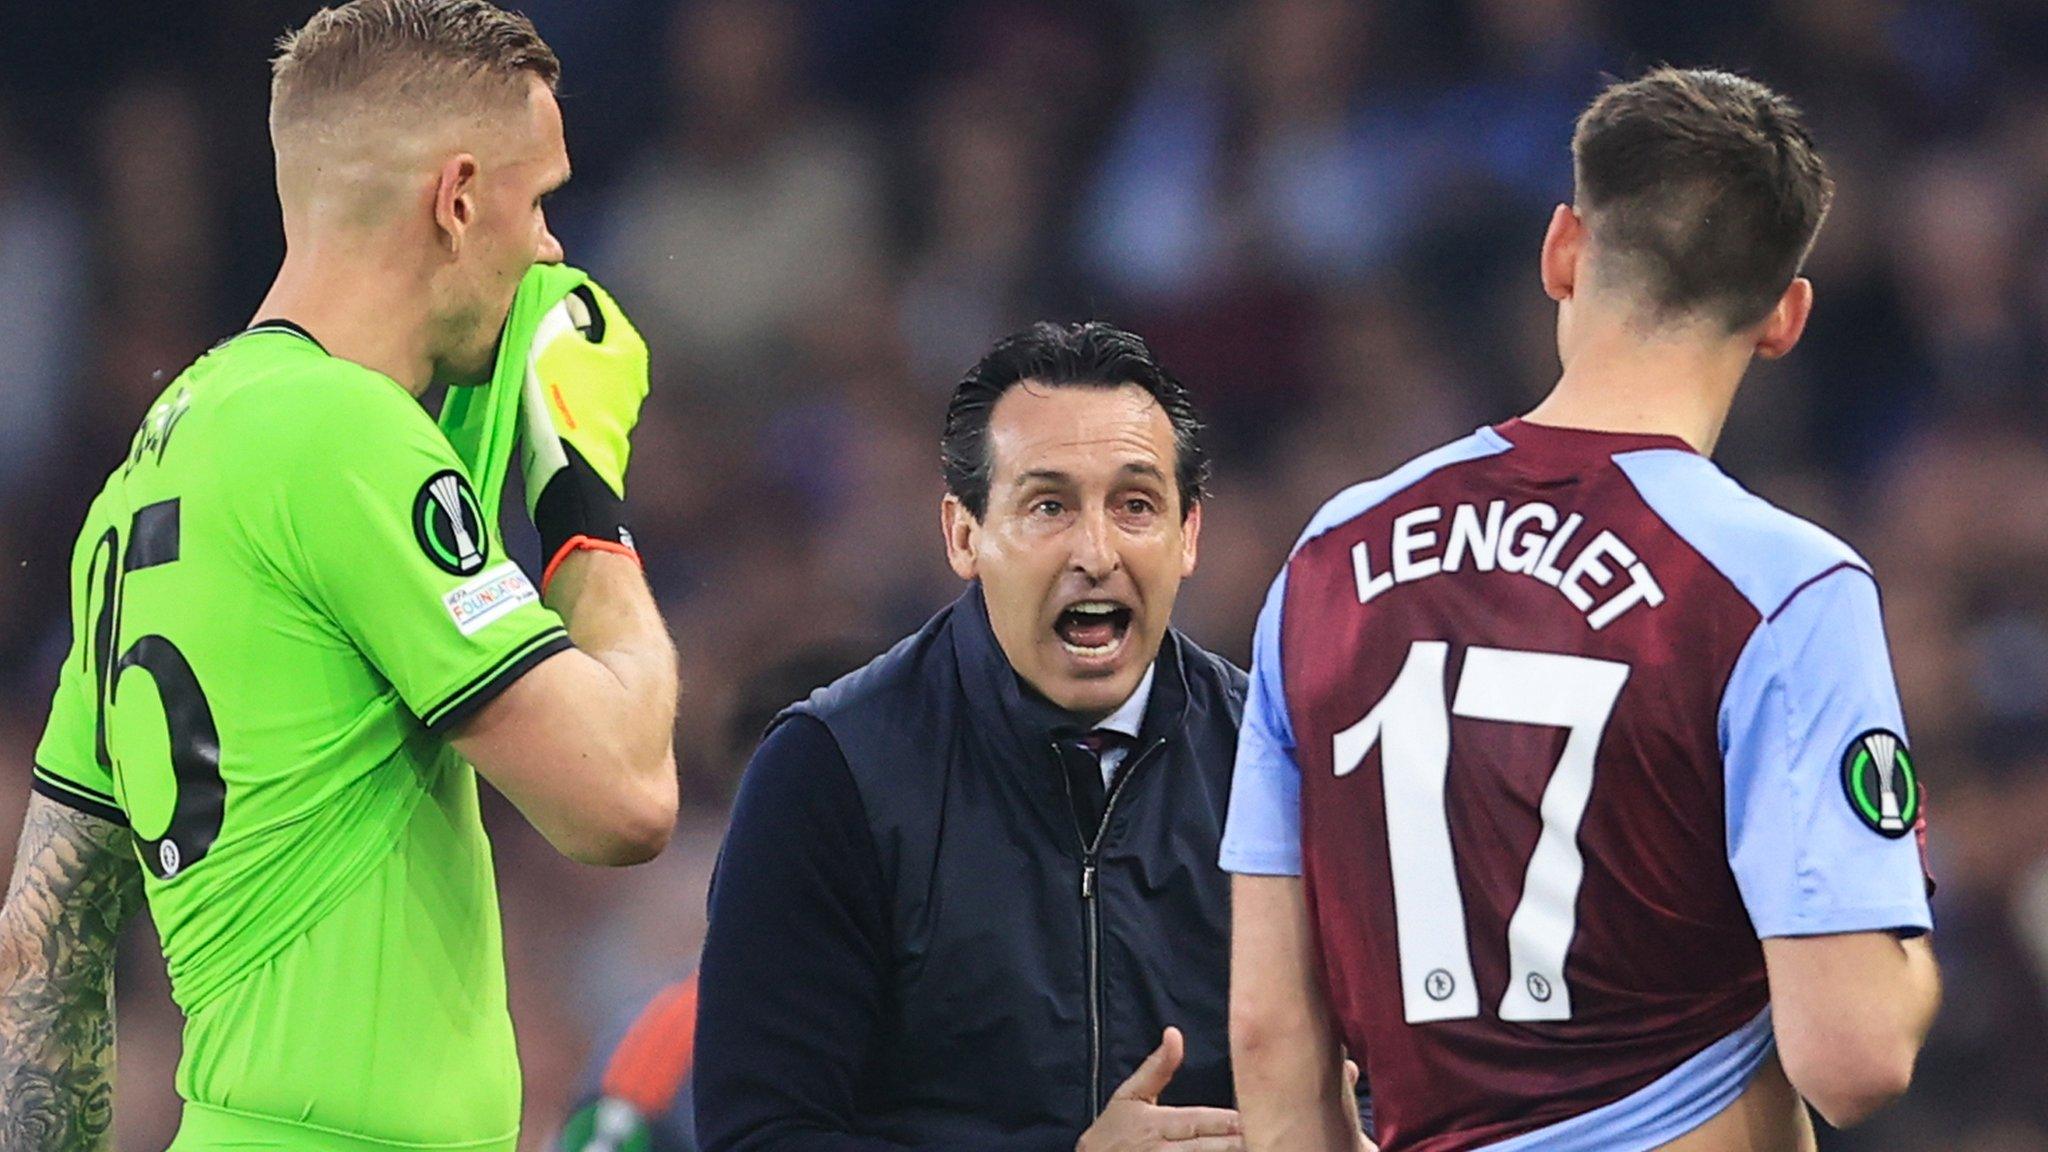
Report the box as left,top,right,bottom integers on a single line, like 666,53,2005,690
1841,729,1920,839
414,470,490,577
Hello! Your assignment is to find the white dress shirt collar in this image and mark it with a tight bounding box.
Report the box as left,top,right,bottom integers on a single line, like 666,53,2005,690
1096,666,1154,741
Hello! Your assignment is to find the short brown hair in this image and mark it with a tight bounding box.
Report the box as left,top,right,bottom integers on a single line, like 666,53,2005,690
1572,67,1833,332
271,0,560,127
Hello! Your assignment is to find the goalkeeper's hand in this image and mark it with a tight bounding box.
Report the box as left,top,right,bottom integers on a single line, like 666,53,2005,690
520,279,650,590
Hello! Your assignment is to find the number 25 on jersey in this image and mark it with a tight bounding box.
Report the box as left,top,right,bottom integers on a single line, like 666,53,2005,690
86,498,226,880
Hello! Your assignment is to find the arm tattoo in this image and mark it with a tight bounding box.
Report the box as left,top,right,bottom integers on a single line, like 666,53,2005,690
0,794,144,1151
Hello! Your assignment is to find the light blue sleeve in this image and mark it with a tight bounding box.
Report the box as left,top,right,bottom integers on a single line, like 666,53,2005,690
1220,567,1304,876
1720,568,1932,938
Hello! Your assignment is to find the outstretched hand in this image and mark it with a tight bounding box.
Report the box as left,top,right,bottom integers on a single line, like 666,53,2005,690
1077,1028,1246,1152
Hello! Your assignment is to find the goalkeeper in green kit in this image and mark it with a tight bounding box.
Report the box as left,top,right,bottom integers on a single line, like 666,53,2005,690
0,2,679,1149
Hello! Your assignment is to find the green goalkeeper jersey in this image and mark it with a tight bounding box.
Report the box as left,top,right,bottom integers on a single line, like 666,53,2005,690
32,322,571,1150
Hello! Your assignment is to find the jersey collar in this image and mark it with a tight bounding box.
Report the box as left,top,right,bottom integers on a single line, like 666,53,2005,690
1493,417,1699,458
241,318,327,353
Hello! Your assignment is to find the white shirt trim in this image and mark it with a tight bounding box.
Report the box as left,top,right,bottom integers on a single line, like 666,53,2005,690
1094,666,1155,786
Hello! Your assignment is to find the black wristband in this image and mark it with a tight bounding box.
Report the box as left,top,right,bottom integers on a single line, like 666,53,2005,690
534,442,635,567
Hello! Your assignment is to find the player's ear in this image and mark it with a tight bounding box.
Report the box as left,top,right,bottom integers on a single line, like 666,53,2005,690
1754,276,1815,361
433,154,481,255
941,494,980,582
1179,499,1202,578
1541,204,1584,304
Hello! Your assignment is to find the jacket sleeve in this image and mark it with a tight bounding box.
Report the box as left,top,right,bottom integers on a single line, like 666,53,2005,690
692,715,1073,1152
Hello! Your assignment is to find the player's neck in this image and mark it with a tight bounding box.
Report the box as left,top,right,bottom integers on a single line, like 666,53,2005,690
1526,319,1750,456
254,242,437,397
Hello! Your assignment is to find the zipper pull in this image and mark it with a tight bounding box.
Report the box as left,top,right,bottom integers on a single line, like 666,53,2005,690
1081,861,1097,900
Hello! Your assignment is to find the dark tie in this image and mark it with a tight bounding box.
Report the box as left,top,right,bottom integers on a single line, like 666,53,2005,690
1062,730,1135,839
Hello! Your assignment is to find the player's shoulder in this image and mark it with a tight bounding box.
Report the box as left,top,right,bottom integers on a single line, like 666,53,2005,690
1611,447,1871,619
1291,427,1513,555
210,333,415,419
201,331,442,462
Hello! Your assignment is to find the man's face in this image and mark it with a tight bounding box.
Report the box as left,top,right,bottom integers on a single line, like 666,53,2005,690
432,77,569,384
943,382,1202,723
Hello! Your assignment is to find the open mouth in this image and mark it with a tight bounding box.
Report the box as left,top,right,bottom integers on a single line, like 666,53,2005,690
1054,601,1134,658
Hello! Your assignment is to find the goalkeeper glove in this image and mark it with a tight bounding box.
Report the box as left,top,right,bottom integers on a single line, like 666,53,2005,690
520,279,651,591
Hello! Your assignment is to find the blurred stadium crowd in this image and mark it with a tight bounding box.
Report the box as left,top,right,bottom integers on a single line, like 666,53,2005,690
1,0,2046,1148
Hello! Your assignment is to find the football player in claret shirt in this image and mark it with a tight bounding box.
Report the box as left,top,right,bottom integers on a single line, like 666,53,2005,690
1223,69,1939,1152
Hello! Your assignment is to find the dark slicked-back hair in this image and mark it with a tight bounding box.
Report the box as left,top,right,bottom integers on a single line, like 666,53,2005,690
271,0,560,127
942,321,1210,521
1573,67,1834,332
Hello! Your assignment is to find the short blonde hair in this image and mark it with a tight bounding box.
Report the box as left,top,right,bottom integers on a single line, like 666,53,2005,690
271,0,560,128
